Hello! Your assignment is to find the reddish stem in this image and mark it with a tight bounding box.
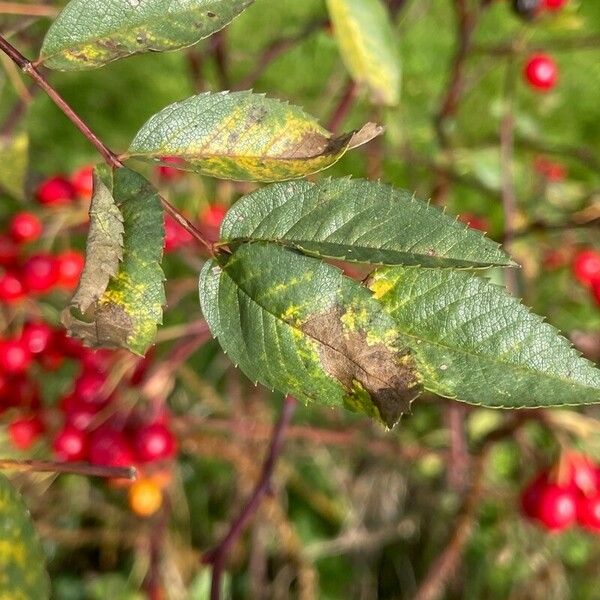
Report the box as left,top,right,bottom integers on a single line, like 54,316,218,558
203,396,296,600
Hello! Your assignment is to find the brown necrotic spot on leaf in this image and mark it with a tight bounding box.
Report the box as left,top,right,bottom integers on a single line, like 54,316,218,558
301,307,422,428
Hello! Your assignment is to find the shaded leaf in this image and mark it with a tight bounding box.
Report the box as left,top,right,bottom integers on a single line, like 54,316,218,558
127,91,382,182
326,0,401,106
200,242,422,427
0,131,28,200
220,178,511,268
0,474,50,599
70,166,124,312
369,266,600,408
62,168,165,355
39,0,254,71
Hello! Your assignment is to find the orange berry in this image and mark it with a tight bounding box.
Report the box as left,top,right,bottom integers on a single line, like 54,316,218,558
128,479,163,517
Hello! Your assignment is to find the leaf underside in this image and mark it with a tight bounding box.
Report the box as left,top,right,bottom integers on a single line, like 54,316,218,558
220,178,511,268
39,0,254,70
200,242,422,427
127,91,382,182
0,474,50,599
326,0,401,106
62,167,165,355
69,166,124,313
369,266,600,408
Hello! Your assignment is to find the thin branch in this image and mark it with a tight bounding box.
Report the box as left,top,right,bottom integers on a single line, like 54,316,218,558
0,35,122,168
0,458,137,480
0,33,215,253
327,79,358,134
203,396,296,600
0,2,57,17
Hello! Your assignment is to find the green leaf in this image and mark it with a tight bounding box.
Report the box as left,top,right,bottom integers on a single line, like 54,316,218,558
127,91,382,182
0,474,50,599
369,266,600,408
199,242,422,427
69,166,125,312
0,132,28,200
39,0,254,71
326,0,401,106
62,167,165,355
219,178,511,268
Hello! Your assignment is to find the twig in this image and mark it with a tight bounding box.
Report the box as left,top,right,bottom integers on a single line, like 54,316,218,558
237,19,327,89
203,396,297,600
412,416,527,600
327,79,358,134
0,2,57,17
0,33,215,252
0,458,136,480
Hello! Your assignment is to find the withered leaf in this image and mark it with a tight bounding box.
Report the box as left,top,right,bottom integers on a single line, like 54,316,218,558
69,165,124,313
62,167,165,355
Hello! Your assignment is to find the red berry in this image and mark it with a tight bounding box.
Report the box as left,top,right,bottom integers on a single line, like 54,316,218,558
0,339,32,375
537,484,577,531
0,272,26,303
593,280,600,307
459,213,489,232
8,415,44,450
0,234,17,267
89,428,134,467
4,377,40,409
521,471,548,519
156,156,185,181
53,426,88,462
577,494,600,532
572,250,600,287
163,215,193,252
21,253,59,292
20,322,54,355
36,176,76,206
71,165,94,201
134,422,177,463
65,405,97,431
542,0,568,10
73,371,108,407
533,156,567,182
565,453,597,495
9,212,43,244
201,204,228,229
524,54,558,91
56,250,84,289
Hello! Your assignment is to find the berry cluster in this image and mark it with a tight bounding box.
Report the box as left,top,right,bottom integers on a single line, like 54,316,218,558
521,453,600,532
572,249,600,308
512,0,569,21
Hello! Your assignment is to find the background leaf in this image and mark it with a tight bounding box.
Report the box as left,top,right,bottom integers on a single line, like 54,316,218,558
326,0,401,106
220,178,511,268
0,474,50,599
127,91,382,182
200,242,422,427
0,131,28,200
69,166,124,313
62,167,165,355
39,0,254,71
369,266,600,408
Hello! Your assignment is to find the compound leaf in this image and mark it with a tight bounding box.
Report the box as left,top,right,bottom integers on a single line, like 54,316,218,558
369,266,600,408
39,0,254,70
220,178,511,268
326,0,401,106
199,242,422,427
0,474,50,599
127,91,382,182
62,167,165,355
